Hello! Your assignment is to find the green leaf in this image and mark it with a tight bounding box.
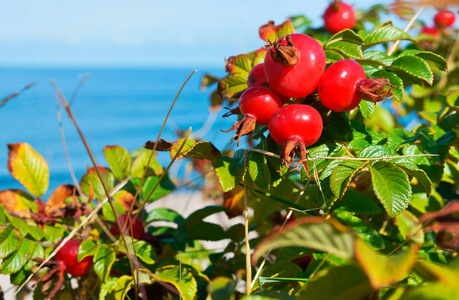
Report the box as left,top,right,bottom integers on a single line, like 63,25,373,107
244,291,296,299
100,275,133,300
200,73,219,90
369,162,412,217
326,29,365,45
78,240,97,262
186,221,227,242
0,224,13,244
6,214,30,237
333,190,381,214
325,50,344,64
0,230,20,259
140,173,176,202
253,217,355,262
146,208,184,224
400,283,459,300
128,238,157,265
306,143,346,178
395,210,424,244
80,167,115,199
130,149,163,178
155,265,197,300
103,145,131,181
359,101,375,119
183,206,227,230
360,51,394,67
336,212,384,249
43,224,65,243
248,151,270,189
0,239,35,274
208,277,235,300
355,239,418,288
213,149,245,192
7,143,49,197
359,145,416,168
300,265,372,300
348,139,371,153
364,24,415,47
170,139,221,162
389,55,433,86
94,244,116,282
326,112,353,142
371,69,404,102
398,50,448,71
325,41,363,59
330,160,369,199
399,166,432,196
446,90,459,107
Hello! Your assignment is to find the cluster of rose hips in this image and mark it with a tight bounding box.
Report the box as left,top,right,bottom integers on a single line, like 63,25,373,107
421,9,456,37
224,33,394,168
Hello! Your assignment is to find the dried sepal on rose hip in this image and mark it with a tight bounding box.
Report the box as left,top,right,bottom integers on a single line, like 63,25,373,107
268,104,323,170
222,87,283,146
264,33,326,98
356,77,396,103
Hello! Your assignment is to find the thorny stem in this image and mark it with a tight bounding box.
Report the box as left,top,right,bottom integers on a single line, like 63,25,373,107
51,81,140,299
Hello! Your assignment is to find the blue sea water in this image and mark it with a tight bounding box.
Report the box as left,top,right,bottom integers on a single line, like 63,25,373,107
0,68,233,197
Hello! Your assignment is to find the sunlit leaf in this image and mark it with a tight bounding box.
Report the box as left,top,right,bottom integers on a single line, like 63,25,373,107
103,145,131,181
94,244,116,282
0,189,33,218
259,20,295,42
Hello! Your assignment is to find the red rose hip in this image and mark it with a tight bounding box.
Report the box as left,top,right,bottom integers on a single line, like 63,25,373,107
264,33,326,98
223,87,282,145
110,213,144,240
434,10,455,28
269,104,323,168
247,64,267,88
318,60,366,112
323,1,356,34
55,238,93,277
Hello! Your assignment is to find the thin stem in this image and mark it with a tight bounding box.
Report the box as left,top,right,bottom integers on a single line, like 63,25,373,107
439,33,459,89
0,81,37,109
51,81,139,299
243,150,252,295
387,4,426,56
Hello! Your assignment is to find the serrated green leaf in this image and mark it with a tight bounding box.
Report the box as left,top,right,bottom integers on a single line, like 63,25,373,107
306,143,346,178
253,217,356,262
7,143,49,197
389,55,433,86
359,101,375,119
399,166,432,196
336,212,384,249
103,145,131,181
155,265,197,300
348,139,371,153
371,69,404,102
359,145,416,168
325,41,363,59
0,238,35,274
364,25,414,47
146,208,184,224
248,151,270,189
326,112,353,142
325,50,344,64
130,149,163,178
330,160,369,199
300,265,372,300
0,230,20,259
100,275,133,300
355,239,417,288
213,149,245,192
398,50,447,71
360,51,394,67
94,244,116,282
78,240,97,262
80,167,115,199
6,214,30,237
369,162,412,217
0,224,13,244
326,29,365,45
43,224,66,243
186,221,227,242
25,243,44,271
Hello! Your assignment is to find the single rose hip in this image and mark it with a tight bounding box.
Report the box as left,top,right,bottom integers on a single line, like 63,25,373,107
264,33,326,98
55,238,93,277
110,213,144,240
323,1,356,34
247,64,267,88
318,60,366,112
434,10,456,28
223,87,282,145
420,26,440,37
268,104,323,168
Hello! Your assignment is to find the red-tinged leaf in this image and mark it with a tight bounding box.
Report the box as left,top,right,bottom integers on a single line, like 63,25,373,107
170,139,221,162
419,201,459,223
259,20,295,42
355,239,418,289
80,166,115,199
0,189,34,218
113,190,136,211
223,186,245,218
45,184,77,218
7,143,49,197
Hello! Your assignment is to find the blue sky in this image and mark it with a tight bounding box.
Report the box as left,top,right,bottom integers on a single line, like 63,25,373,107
0,0,435,68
